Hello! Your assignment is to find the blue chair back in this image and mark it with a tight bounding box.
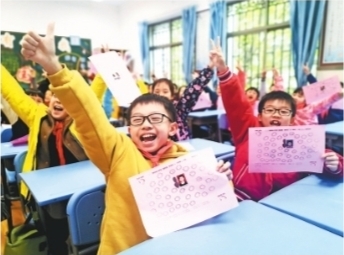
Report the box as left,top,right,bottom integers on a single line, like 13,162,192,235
67,184,106,255
13,151,28,185
1,128,12,143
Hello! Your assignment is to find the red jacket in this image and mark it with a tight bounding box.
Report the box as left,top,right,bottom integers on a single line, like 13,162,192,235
219,68,343,201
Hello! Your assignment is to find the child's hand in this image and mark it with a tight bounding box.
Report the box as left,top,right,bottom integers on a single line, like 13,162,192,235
21,23,59,74
261,68,267,79
216,160,233,181
209,37,227,72
338,88,344,98
101,44,110,53
322,152,340,172
302,64,310,75
236,60,243,72
272,67,279,78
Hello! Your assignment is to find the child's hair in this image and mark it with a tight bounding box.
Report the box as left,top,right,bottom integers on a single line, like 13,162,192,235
245,87,260,99
258,91,296,117
127,93,177,123
293,87,304,96
152,78,175,96
177,85,187,97
340,82,343,88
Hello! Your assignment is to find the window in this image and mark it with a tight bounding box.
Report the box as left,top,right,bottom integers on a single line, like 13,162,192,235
226,0,317,93
149,19,184,86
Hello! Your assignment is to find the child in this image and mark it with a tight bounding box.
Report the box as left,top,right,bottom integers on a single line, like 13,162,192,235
20,23,233,255
271,68,343,126
302,64,344,124
152,64,214,140
1,65,89,255
209,41,343,201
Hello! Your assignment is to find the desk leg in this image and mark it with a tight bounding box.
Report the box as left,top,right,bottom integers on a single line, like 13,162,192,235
1,160,13,230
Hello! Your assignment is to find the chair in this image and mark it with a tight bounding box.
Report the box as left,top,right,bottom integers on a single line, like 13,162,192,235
1,128,12,143
14,151,28,185
67,184,106,255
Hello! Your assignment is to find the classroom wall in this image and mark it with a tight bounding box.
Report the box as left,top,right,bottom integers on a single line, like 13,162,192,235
1,0,121,49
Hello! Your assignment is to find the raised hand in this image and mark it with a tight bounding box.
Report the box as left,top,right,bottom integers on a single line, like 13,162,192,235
302,63,310,75
323,152,340,172
236,59,243,72
272,67,279,78
20,23,60,74
209,37,227,72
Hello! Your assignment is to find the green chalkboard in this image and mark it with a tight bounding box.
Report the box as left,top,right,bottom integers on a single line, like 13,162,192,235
1,31,92,89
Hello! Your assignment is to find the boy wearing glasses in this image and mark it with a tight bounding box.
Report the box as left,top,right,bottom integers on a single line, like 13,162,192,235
20,24,233,255
208,40,343,202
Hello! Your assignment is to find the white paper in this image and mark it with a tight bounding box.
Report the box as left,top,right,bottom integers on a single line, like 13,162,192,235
129,148,238,237
89,52,141,106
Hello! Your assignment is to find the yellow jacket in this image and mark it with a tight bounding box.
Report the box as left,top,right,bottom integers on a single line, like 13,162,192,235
1,65,82,197
48,66,188,255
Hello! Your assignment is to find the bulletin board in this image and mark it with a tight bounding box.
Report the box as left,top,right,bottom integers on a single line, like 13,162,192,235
1,31,92,90
319,0,343,70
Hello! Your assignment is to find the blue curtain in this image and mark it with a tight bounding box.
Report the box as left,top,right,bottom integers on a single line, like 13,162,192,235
103,89,113,119
182,6,197,84
290,0,326,87
139,22,150,82
209,0,227,86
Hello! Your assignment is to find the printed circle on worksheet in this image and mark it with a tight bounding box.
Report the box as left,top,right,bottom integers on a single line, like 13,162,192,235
158,203,164,208
300,151,306,156
202,192,208,197
183,166,189,171
175,204,181,209
155,194,162,199
295,134,300,139
277,136,282,140
167,202,173,207
169,207,175,212
286,154,291,158
271,149,276,153
172,188,178,193
294,155,299,159
164,175,171,181
200,185,206,189
154,187,160,193
212,175,218,181
257,154,262,158
190,171,196,177
157,173,163,179
209,186,215,192
158,180,164,186
298,140,303,144
264,136,269,140
292,149,297,153
307,139,312,143
174,196,180,201
162,186,168,192
265,142,270,146
150,182,156,187
190,201,196,206
206,178,212,183
281,159,286,162
264,147,269,151
195,192,201,198
270,154,275,158
185,194,191,200
169,169,175,174
149,201,155,206
258,149,262,153
307,149,313,153
165,194,171,200
176,165,182,170
270,138,276,142
287,159,292,162
258,143,263,147
179,188,186,193
284,149,289,153
183,203,188,208
301,145,306,149
191,164,197,169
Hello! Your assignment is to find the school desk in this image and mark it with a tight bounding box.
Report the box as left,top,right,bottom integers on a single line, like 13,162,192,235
19,160,105,206
118,200,343,255
325,121,343,151
187,109,226,143
0,142,28,159
259,174,343,236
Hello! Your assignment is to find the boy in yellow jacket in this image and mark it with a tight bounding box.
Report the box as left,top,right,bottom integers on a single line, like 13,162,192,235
20,23,232,255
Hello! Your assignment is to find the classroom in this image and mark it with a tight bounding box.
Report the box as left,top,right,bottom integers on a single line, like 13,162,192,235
1,0,343,254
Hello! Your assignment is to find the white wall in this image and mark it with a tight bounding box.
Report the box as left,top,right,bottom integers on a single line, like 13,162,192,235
1,0,121,49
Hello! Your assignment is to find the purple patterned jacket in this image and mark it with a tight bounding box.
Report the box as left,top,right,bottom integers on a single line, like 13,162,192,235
171,67,214,141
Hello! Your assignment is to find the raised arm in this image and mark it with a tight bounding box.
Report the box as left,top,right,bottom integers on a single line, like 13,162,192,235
20,23,143,178
309,90,344,115
1,94,18,125
302,64,317,84
271,68,284,91
210,40,258,145
1,64,46,127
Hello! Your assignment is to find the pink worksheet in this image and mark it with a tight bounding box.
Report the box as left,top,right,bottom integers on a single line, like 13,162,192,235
248,125,325,173
302,76,341,104
331,98,343,110
129,148,238,237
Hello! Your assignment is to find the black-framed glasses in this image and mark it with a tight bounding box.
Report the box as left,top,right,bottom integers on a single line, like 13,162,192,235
263,108,292,116
130,113,172,126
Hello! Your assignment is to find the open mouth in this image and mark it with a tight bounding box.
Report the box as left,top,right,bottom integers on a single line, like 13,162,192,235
140,134,157,143
53,105,63,112
270,120,281,126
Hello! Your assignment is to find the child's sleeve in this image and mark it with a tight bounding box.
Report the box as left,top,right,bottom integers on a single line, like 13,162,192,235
137,79,149,94
203,86,218,108
175,67,214,118
322,149,343,177
272,73,285,91
307,73,317,84
1,64,44,127
237,68,246,88
218,68,258,145
48,66,143,179
310,92,343,115
1,94,18,125
90,74,108,102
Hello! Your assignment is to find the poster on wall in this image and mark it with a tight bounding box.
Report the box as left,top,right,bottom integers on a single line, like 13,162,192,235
1,31,92,90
